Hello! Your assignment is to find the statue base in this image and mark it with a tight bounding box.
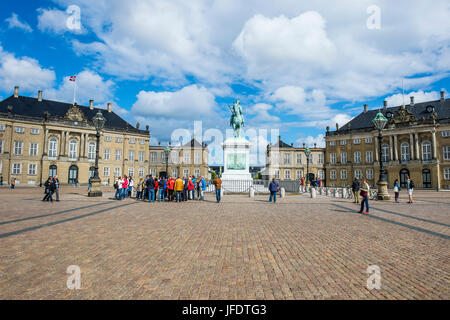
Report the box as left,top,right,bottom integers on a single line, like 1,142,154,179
221,137,253,192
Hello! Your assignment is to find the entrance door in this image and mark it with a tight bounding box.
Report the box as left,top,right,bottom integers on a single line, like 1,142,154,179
422,169,431,188
400,169,409,188
68,165,79,184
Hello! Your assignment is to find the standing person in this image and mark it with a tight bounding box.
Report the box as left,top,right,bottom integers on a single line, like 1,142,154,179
0,175,3,186
199,176,206,201
213,175,222,203
352,177,360,204
154,178,159,201
168,177,175,201
53,175,60,202
196,177,202,200
42,177,55,202
11,178,16,190
87,176,92,192
358,179,370,215
175,177,184,202
136,178,144,200
269,178,279,203
393,179,401,203
146,175,155,202
183,176,189,201
114,177,121,200
188,177,195,200
406,175,414,204
128,177,134,198
158,177,166,202
122,175,128,199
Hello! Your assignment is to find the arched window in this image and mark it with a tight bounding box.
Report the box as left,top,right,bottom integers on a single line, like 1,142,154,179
401,142,410,161
381,144,390,163
69,140,77,160
48,138,58,158
49,165,57,177
422,141,431,161
89,166,95,178
88,142,96,160
68,165,78,184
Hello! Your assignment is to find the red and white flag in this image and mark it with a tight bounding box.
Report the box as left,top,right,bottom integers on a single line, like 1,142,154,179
69,75,77,82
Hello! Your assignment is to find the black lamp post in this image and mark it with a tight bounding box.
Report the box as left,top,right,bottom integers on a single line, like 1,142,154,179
88,111,106,197
164,146,171,178
372,111,390,200
304,147,311,186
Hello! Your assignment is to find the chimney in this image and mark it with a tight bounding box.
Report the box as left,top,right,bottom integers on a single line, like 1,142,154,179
441,90,445,102
290,143,293,147
326,126,330,133
314,143,317,148
336,123,339,131
410,96,415,106
363,104,368,113
38,90,43,102
383,100,387,112
89,100,94,110
107,102,112,113
278,135,281,143
302,143,306,148
136,122,140,129
146,125,149,131
14,86,19,98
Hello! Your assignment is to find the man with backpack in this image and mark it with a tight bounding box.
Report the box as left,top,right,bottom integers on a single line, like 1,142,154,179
269,178,279,203
146,175,155,202
406,175,414,204
352,177,360,204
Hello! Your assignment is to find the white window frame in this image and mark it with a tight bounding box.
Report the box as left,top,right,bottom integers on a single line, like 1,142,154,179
12,163,22,175
381,144,390,162
138,151,145,162
330,153,336,164
104,148,110,161
150,152,157,163
330,170,336,180
443,146,450,161
48,138,58,158
0,139,3,154
354,169,363,180
194,152,201,164
114,167,121,177
366,169,374,180
29,143,38,156
115,149,122,161
354,151,361,164
296,153,302,164
274,170,280,179
353,139,361,145
422,141,431,161
14,141,23,156
296,170,303,179
88,142,96,161
318,154,324,164
365,137,373,144
400,142,410,161
30,128,40,135
105,136,111,142
442,131,450,138
15,127,24,134
444,168,450,180
329,141,336,146
129,150,135,161
28,163,37,175
284,170,291,180
69,140,77,160
366,151,373,163
103,167,110,177
128,167,134,177
340,169,347,180
340,140,347,145
340,152,347,164
138,168,145,178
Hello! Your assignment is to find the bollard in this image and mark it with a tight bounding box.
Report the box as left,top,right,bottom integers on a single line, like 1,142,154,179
342,188,347,198
280,187,286,198
220,188,224,199
249,186,255,198
311,187,317,198
334,188,339,198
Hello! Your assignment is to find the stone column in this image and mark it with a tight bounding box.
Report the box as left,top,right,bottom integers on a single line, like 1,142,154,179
415,133,420,160
389,135,394,162
85,134,89,159
80,133,85,158
43,129,49,155
393,135,398,161
64,131,69,156
409,133,414,160
432,129,437,160
60,131,64,156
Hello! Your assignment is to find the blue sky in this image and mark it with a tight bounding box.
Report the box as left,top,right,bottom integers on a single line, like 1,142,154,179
0,0,449,165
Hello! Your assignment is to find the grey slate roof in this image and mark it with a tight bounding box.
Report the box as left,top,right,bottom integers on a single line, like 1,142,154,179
0,95,148,134
336,98,450,133
270,139,293,148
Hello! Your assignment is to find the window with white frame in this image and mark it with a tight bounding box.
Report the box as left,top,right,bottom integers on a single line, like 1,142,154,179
194,169,200,178
161,152,167,163
272,152,280,166
340,152,347,164
444,168,450,180
129,138,135,144
366,169,374,180
150,151,157,162
30,128,40,135
354,169,363,179
329,141,336,146
296,170,303,179
400,142,410,161
103,167,110,177
104,136,111,142
129,150,135,161
353,139,361,145
330,153,336,164
138,168,145,177
116,137,123,143
275,170,280,179
194,152,201,164
381,144,390,162
48,138,58,158
171,152,179,164
128,167,134,177
442,131,450,137
318,154,324,164
365,137,373,143
114,167,121,177
340,140,347,145
340,169,347,180
28,163,37,175
183,169,189,177
14,141,23,155
88,142,96,160
12,163,21,175
443,146,450,160
15,127,24,134
366,151,373,163
0,124,5,131
183,152,191,164
69,140,77,160
139,151,145,162
318,170,325,179
422,141,431,161
354,151,361,164
172,169,177,177
330,170,337,180
284,170,291,179
296,153,302,164
104,148,110,160
284,153,290,165
308,153,313,164
115,149,122,161
29,143,38,156
139,139,145,145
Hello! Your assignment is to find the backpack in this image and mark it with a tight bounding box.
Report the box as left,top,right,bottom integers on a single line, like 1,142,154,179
410,180,414,189
114,181,118,189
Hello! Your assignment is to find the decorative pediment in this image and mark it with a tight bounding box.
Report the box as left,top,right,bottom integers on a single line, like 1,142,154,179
389,107,417,125
63,104,88,122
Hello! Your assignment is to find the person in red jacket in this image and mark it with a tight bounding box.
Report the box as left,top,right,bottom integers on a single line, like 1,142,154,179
187,177,195,200
168,177,175,202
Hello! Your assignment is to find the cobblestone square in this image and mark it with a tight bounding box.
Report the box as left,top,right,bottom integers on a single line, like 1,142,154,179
0,187,448,299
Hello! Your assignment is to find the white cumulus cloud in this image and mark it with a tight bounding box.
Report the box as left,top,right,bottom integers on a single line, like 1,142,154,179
5,13,33,32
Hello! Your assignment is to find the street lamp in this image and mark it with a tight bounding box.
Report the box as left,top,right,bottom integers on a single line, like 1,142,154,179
88,111,106,197
372,111,390,200
304,147,311,187
164,146,171,178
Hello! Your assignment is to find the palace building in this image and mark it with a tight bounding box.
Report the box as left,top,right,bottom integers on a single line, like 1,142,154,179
148,139,210,179
263,137,326,182
325,91,450,190
0,87,150,186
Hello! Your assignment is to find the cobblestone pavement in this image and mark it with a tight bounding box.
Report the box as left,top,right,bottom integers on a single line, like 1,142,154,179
0,187,449,300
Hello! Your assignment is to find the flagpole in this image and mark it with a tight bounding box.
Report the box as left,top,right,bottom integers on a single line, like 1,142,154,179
73,78,77,105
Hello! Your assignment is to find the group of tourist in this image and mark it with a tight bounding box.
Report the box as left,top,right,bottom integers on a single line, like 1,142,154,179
351,175,415,214
41,176,60,202
114,175,222,203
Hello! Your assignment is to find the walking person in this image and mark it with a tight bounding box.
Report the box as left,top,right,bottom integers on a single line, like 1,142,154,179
199,176,206,201
87,176,92,192
213,175,222,203
175,177,184,202
393,179,401,203
114,176,121,200
352,177,360,204
53,175,60,201
128,177,134,198
358,179,370,214
0,175,3,186
269,178,279,203
406,175,414,204
42,177,55,202
168,177,175,202
11,178,16,190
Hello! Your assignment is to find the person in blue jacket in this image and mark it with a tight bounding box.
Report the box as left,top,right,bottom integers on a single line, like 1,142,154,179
269,178,279,203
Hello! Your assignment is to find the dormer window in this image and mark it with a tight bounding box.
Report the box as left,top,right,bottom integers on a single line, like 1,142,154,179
426,105,434,113
386,111,394,118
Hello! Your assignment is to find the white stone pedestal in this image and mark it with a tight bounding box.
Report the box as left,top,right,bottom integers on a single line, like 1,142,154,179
221,137,253,192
